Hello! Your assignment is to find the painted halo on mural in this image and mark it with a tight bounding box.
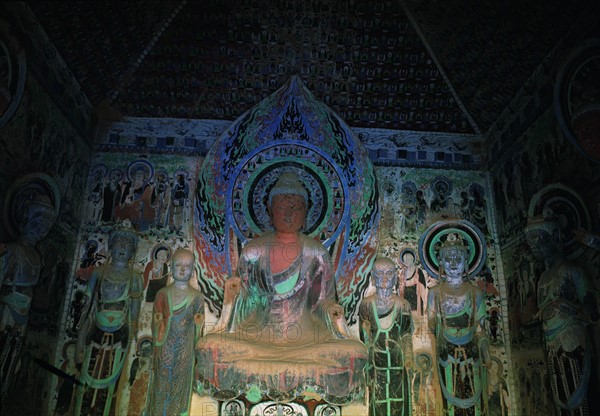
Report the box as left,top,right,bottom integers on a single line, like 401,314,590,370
528,183,591,259
90,163,108,180
554,38,600,163
418,219,487,280
126,159,154,184
136,335,154,357
398,246,419,266
150,243,172,262
2,172,61,239
108,168,124,183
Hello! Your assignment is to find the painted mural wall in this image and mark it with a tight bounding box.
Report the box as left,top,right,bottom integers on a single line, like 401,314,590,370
486,30,600,414
375,165,508,416
490,107,600,415
51,152,202,415
44,113,511,415
0,4,93,415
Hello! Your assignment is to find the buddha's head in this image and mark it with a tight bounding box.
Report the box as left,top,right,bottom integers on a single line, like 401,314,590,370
171,248,195,282
372,257,398,294
18,193,58,244
437,233,468,283
268,172,308,234
524,213,561,260
109,223,138,264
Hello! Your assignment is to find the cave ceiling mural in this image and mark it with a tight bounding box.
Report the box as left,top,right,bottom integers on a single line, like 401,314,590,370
25,0,595,141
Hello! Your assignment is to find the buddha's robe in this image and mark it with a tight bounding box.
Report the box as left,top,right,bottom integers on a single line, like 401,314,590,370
360,296,413,416
196,233,367,402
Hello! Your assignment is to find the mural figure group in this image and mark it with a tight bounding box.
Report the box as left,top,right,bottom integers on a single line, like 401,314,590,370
85,162,191,234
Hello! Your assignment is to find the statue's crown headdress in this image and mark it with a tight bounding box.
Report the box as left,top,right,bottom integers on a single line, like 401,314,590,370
524,208,559,236
109,220,138,249
439,233,467,254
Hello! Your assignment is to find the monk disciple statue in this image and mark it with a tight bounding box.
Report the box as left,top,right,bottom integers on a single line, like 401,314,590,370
145,248,204,416
0,193,58,404
525,213,598,416
427,233,490,416
360,257,414,415
196,172,367,402
73,223,143,416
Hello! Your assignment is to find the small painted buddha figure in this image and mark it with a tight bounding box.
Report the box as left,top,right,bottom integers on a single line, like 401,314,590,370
145,248,204,416
196,172,367,402
143,246,170,303
525,213,598,416
427,233,490,416
360,257,414,415
0,193,58,404
73,223,143,416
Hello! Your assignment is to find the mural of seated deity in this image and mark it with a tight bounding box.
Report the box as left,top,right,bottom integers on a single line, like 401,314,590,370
196,172,368,403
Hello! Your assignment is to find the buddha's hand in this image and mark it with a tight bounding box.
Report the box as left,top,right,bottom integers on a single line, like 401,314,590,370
327,303,344,319
224,277,242,303
320,299,351,338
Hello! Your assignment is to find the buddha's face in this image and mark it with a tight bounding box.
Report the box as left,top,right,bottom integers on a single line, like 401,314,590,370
156,249,169,264
111,236,136,263
19,205,57,243
373,260,397,291
269,194,306,234
441,248,466,281
172,251,194,282
525,229,556,260
133,170,146,187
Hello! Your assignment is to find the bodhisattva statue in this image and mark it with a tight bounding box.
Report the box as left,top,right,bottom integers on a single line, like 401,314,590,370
73,223,143,416
0,194,58,404
525,214,598,416
427,233,490,416
145,248,204,416
359,257,414,415
196,172,367,402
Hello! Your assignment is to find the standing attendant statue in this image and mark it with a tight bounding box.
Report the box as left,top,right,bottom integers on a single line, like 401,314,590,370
360,257,414,415
0,193,58,405
73,223,143,416
525,213,598,416
145,248,204,416
427,233,490,416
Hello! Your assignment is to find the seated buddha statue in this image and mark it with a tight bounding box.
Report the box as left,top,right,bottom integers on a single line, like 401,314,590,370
196,172,367,403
